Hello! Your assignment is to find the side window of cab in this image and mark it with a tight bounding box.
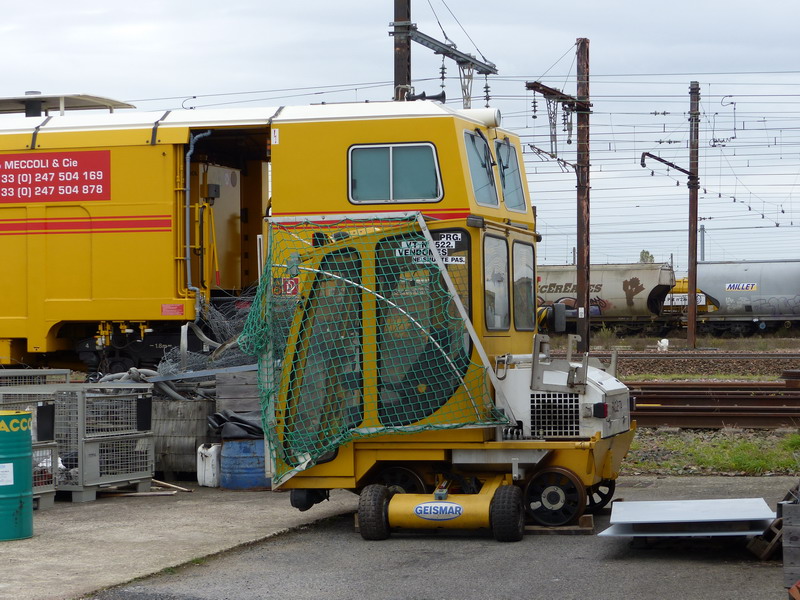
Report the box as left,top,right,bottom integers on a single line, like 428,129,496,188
349,143,442,203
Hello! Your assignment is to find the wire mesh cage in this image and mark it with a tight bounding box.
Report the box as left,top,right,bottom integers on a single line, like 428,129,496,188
0,383,153,499
52,384,154,493
0,369,70,386
32,441,58,494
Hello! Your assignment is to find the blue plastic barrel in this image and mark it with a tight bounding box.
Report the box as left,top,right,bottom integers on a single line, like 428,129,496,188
220,439,271,490
0,411,33,541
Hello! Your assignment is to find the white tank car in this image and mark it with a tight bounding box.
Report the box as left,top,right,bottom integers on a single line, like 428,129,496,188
697,259,800,334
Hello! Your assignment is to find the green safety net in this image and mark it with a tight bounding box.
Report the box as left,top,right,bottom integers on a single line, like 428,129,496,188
240,215,508,485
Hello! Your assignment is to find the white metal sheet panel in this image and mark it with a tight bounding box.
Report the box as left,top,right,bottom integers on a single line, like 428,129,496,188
609,498,774,524
598,521,773,538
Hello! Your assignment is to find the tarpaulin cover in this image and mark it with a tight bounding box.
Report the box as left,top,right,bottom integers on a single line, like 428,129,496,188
207,410,263,440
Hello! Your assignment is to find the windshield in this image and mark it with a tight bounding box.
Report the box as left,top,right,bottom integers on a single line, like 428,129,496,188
464,131,498,207
495,138,526,212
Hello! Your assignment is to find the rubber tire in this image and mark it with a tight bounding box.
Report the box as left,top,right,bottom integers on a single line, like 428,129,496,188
490,485,525,542
358,484,391,540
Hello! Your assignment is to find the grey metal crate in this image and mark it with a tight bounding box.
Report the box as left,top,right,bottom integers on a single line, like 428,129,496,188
0,383,153,500
0,369,70,386
51,384,154,500
54,387,150,439
58,434,154,490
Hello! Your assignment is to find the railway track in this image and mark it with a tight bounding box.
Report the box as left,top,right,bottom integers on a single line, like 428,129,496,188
627,380,800,429
580,351,800,361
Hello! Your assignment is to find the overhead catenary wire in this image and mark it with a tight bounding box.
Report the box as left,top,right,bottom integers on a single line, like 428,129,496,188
116,65,800,269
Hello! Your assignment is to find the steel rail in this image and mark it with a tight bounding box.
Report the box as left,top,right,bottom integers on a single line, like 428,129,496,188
628,380,800,429
555,352,800,361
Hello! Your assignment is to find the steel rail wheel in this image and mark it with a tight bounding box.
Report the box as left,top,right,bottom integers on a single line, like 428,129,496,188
377,466,427,494
490,484,525,542
524,467,587,527
358,484,391,540
585,479,616,514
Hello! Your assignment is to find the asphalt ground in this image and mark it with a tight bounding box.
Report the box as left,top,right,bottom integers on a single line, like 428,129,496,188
2,475,798,600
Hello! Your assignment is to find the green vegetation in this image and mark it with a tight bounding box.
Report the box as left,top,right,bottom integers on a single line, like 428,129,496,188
592,325,617,349
622,429,800,475
622,373,781,382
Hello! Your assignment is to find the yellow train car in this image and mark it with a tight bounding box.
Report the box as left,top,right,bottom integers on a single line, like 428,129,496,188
0,96,270,371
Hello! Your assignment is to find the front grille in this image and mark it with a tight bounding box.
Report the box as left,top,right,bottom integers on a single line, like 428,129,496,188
530,392,580,438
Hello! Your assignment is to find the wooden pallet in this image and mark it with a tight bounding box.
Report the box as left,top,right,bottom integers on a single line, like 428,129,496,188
747,517,782,560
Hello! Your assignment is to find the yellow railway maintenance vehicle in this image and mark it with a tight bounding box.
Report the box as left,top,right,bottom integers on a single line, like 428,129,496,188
237,100,636,541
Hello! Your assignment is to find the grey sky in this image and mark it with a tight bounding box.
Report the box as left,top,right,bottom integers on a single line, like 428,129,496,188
3,1,799,272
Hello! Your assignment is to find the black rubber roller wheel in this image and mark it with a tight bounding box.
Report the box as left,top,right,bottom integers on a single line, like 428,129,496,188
490,484,525,542
358,484,391,540
585,479,616,514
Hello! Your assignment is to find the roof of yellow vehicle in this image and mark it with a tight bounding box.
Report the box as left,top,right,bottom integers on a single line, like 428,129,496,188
0,100,501,136
0,93,135,115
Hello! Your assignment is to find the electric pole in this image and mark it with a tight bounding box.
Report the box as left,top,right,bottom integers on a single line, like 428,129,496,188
527,39,592,352
640,82,701,348
393,0,412,101
390,0,496,106
687,81,700,349
575,38,591,353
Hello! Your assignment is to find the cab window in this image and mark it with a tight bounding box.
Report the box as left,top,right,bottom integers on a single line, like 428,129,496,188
513,242,535,330
286,247,363,450
375,230,471,426
484,235,509,330
495,138,527,212
349,143,441,203
464,131,498,207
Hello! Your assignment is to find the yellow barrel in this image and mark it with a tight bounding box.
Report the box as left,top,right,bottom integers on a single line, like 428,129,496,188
0,411,33,541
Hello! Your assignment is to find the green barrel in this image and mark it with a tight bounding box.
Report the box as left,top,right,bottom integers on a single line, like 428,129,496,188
0,411,33,541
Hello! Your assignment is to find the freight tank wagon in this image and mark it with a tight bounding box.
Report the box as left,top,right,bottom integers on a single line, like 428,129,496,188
697,259,800,335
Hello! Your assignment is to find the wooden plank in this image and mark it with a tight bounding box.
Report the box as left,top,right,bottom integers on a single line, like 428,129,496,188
785,525,800,548
216,371,260,412
785,509,800,588
216,384,259,399
525,514,594,535
216,396,261,412
216,371,258,390
785,566,800,589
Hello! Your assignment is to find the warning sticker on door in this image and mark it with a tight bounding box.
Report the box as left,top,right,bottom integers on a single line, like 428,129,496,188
395,232,467,265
